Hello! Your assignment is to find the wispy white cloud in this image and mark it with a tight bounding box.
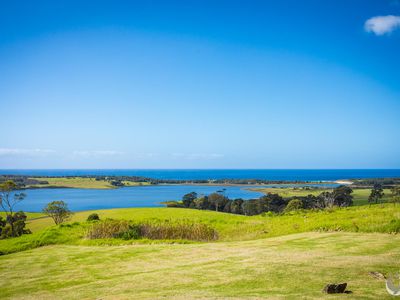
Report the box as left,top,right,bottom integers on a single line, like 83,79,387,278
171,153,224,160
0,148,56,157
131,153,160,159
72,150,124,157
365,15,400,35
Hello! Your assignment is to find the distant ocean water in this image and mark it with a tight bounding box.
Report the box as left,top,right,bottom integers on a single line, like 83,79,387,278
1,169,400,181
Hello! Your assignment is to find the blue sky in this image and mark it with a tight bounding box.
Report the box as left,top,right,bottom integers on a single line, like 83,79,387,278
0,0,399,169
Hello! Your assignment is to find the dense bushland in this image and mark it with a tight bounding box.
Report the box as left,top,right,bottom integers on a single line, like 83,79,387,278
170,185,354,215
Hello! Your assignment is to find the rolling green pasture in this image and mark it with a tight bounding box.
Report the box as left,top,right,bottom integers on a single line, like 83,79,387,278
1,205,399,256
18,204,400,236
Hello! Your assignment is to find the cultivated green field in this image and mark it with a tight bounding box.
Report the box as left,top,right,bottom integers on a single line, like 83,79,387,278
26,177,150,189
250,187,392,205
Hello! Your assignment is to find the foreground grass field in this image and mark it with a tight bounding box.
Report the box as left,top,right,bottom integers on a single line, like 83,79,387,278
1,232,399,299
1,204,399,299
26,177,150,189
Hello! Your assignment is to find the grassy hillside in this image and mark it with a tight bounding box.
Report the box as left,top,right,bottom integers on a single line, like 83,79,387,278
21,205,400,236
1,204,399,256
1,232,398,299
26,177,150,189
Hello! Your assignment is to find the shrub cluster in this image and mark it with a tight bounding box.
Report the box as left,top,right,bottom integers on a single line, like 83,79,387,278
87,213,100,221
0,212,31,239
86,219,218,241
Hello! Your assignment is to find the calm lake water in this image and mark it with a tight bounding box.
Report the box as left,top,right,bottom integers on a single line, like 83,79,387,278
1,169,400,181
2,169,395,212
16,184,337,212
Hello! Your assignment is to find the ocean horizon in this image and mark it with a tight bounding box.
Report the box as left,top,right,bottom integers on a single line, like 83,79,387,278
1,169,400,181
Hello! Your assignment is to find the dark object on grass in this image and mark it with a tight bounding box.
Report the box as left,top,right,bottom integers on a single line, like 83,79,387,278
323,283,347,294
87,213,100,221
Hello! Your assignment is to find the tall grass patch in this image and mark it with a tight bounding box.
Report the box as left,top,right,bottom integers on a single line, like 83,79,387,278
86,219,218,241
85,220,131,239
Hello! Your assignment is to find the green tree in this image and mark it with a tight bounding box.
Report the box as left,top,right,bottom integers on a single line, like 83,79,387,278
255,197,269,214
194,196,209,210
368,183,384,205
300,195,319,209
182,192,197,208
0,216,6,236
258,194,286,213
87,213,100,221
230,199,244,214
43,201,73,225
223,200,232,213
318,191,335,208
1,211,31,239
390,186,400,206
284,199,303,213
208,193,228,212
0,180,26,237
332,186,353,207
242,200,258,216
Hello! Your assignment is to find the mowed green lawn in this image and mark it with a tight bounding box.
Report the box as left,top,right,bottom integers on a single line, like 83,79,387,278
0,232,399,299
1,204,400,299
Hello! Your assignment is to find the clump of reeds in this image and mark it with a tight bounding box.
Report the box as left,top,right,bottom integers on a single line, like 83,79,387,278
85,219,218,241
139,221,218,241
85,219,131,239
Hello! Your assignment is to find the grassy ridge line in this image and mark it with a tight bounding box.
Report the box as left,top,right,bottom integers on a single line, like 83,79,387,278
1,205,399,255
0,212,44,220
0,232,399,299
